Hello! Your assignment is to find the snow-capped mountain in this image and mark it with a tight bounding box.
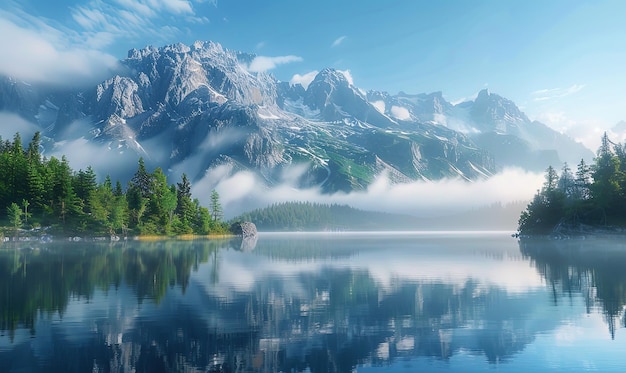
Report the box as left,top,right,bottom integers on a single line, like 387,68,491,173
0,41,592,192
365,88,592,171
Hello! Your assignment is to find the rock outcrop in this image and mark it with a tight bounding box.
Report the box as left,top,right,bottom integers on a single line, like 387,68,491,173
231,221,258,238
231,221,258,252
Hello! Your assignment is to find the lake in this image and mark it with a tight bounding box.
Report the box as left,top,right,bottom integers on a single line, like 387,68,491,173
1,231,626,372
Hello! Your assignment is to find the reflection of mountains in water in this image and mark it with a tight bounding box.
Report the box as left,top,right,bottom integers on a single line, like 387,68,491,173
1,238,557,372
519,237,626,339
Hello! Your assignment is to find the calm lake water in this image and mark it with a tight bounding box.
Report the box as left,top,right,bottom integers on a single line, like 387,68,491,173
1,232,626,372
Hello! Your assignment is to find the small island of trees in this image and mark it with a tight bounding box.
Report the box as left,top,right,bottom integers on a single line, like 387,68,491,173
518,133,626,235
0,132,229,238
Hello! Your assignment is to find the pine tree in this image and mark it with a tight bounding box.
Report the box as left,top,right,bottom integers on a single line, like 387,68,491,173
175,174,195,234
210,190,223,222
26,131,41,165
7,202,23,235
131,157,152,199
591,133,620,224
73,167,97,205
114,180,124,197
127,159,152,230
147,167,177,234
557,163,576,201
574,158,592,200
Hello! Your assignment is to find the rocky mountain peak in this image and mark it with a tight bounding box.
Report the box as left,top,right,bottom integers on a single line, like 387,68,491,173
470,88,529,132
312,68,352,87
0,40,594,192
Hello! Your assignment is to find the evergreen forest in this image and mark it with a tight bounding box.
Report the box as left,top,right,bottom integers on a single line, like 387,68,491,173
0,132,229,237
518,133,626,235
234,201,424,231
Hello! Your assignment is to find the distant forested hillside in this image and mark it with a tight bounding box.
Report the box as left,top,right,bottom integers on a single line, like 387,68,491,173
233,202,418,231
234,201,525,232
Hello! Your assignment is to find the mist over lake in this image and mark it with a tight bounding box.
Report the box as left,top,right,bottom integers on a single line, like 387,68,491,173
2,232,626,372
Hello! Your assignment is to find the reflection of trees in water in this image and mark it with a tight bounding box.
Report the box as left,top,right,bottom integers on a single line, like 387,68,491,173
520,238,626,339
0,239,229,337
2,240,546,372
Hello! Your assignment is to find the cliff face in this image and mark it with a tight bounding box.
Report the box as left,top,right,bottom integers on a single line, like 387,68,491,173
0,41,592,191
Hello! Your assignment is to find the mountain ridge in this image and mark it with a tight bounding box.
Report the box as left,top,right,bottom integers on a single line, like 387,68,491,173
0,40,593,193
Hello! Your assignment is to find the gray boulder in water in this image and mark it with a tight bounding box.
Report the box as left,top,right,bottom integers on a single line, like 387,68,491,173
231,221,258,238
230,222,258,252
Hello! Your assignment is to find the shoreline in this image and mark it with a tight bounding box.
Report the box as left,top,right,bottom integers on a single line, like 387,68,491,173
1,232,237,244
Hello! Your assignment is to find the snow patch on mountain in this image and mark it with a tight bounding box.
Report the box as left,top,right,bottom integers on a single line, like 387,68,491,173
0,40,593,192
282,98,321,119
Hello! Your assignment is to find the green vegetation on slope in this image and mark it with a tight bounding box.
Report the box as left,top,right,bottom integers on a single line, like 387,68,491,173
0,132,229,237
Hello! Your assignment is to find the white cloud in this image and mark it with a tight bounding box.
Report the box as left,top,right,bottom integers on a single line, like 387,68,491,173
0,17,118,85
186,15,210,24
112,0,193,16
290,70,318,89
0,113,39,141
371,100,385,114
531,84,585,102
193,166,542,221
65,0,212,56
450,91,481,106
0,0,216,85
83,31,117,49
535,111,605,151
72,6,110,30
390,105,411,120
247,55,302,73
113,0,154,17
331,35,347,48
160,0,194,14
338,69,354,85
49,137,141,182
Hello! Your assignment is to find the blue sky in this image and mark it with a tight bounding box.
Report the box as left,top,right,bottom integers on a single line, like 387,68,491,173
1,0,625,150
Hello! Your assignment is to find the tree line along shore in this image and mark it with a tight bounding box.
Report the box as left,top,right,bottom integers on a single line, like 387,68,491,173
518,133,626,236
0,132,230,239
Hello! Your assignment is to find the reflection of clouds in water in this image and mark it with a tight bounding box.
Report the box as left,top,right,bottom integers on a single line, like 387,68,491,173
194,233,543,299
5,236,626,371
195,248,323,298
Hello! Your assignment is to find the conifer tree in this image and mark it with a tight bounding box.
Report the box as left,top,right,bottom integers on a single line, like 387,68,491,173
591,132,620,223
210,190,223,222
7,202,22,234
26,131,41,164
574,158,592,200
147,167,177,234
175,174,195,234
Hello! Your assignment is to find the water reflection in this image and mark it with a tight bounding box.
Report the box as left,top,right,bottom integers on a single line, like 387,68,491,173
520,237,626,339
0,233,625,372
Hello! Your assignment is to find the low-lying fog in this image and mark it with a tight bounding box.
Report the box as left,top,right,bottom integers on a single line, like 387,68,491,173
0,114,543,229
194,165,542,223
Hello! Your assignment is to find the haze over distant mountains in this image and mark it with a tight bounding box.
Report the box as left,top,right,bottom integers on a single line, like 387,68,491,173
0,41,593,194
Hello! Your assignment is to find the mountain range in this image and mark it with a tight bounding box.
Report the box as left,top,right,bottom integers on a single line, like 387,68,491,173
0,41,593,192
